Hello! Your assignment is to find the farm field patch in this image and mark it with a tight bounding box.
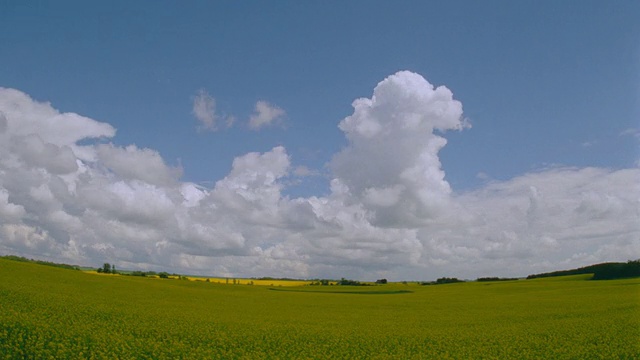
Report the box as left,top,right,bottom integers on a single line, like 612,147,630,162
1,259,638,359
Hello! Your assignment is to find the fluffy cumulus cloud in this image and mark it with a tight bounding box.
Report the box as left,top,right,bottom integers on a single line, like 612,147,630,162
0,73,638,280
419,167,640,279
96,144,182,186
331,71,466,227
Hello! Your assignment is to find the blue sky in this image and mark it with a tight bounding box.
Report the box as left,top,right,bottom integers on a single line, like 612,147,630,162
0,1,638,279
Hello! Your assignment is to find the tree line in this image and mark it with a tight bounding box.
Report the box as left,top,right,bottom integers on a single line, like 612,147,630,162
526,260,640,280
95,263,180,279
0,255,80,271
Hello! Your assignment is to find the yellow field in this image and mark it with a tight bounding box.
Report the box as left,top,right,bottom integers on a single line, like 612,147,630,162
184,276,314,286
4,259,638,359
84,270,316,286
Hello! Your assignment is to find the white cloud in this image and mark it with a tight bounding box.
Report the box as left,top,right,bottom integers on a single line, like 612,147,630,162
0,189,25,223
330,71,465,227
0,88,115,147
192,89,217,131
192,92,283,132
0,75,637,281
11,134,78,174
97,144,182,186
192,89,235,132
417,167,640,278
248,100,285,130
0,111,8,133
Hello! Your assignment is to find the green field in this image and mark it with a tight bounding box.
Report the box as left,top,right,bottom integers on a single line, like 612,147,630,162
1,258,638,359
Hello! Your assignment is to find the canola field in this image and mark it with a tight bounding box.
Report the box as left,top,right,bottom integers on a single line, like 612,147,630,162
1,258,638,359
179,276,315,287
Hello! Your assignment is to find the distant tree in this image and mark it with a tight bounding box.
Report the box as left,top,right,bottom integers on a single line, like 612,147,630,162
376,279,388,284
158,272,169,279
421,277,464,285
435,277,463,284
338,278,369,286
111,265,117,274
102,263,111,274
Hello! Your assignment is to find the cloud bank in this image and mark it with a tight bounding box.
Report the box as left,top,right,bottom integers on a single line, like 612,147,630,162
1,72,638,280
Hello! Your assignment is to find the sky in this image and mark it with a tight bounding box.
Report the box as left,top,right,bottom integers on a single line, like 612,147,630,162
0,1,638,281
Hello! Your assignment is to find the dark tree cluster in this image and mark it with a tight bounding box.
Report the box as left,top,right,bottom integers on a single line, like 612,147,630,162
526,260,640,280
125,270,182,279
476,277,520,282
421,277,464,285
337,278,370,286
129,271,154,277
310,278,372,286
96,263,117,274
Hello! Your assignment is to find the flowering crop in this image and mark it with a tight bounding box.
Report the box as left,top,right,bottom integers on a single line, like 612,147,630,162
1,259,638,359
